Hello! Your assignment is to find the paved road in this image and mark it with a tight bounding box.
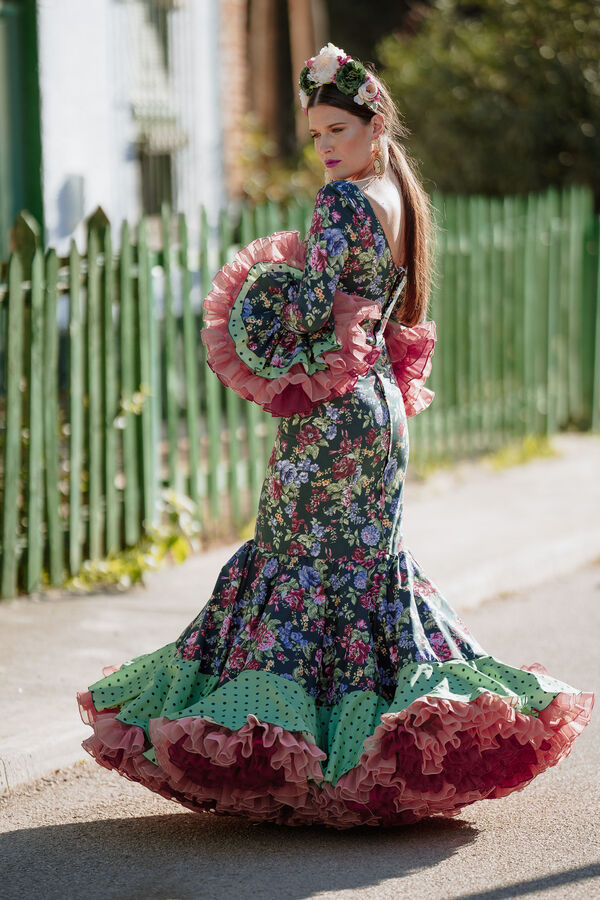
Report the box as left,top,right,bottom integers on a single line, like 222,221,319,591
1,563,599,900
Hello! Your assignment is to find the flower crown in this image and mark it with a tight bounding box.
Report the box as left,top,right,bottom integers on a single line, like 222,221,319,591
298,43,380,115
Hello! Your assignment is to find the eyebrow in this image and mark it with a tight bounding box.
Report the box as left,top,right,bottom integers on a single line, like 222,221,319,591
309,122,347,133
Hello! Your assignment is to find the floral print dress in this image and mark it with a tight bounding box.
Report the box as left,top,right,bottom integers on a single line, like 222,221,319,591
77,180,593,829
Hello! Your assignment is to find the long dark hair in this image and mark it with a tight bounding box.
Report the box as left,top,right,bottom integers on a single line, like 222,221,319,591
307,74,434,326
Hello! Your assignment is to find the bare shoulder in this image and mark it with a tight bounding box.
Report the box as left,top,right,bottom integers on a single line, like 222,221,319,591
363,172,406,268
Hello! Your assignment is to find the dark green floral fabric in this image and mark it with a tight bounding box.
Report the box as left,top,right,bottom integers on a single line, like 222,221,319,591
174,179,487,707
282,180,405,335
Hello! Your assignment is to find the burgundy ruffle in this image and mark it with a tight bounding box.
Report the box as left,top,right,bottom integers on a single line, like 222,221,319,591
383,319,437,418
77,662,593,829
201,230,435,418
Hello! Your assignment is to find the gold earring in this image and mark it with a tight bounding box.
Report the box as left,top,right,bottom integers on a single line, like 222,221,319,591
373,141,385,177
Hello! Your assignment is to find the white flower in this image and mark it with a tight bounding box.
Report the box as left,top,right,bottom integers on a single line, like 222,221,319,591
355,79,380,107
308,42,345,85
298,88,310,110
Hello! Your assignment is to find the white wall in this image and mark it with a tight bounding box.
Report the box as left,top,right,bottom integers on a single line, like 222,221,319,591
36,0,224,256
170,0,225,238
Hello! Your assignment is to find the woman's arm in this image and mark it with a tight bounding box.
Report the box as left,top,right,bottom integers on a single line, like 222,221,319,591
282,183,352,334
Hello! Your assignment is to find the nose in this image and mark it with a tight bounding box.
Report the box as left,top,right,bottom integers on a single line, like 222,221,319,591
321,136,334,155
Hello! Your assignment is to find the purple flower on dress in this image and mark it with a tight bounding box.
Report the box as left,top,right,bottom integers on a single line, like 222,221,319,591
373,232,385,258
383,458,397,484
263,557,279,579
353,571,367,589
323,227,348,257
361,524,380,547
299,565,321,589
375,403,388,425
277,459,297,485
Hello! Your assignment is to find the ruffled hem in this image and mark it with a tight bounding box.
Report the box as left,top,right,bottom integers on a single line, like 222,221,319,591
77,663,593,829
202,230,395,417
383,319,437,417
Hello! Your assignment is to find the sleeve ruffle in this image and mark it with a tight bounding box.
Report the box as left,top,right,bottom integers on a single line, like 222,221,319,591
201,230,382,417
201,229,437,418
383,319,437,417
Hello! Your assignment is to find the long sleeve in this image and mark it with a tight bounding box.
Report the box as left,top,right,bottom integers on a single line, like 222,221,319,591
282,183,352,335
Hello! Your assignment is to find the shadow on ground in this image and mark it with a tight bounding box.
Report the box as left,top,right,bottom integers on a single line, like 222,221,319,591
1,811,479,900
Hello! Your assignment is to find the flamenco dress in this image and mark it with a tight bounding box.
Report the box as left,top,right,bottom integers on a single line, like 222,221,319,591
77,180,594,828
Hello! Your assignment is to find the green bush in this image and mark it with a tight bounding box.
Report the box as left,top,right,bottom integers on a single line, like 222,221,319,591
378,0,600,199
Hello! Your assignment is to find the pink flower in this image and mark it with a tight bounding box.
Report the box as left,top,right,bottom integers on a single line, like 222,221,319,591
310,244,328,272
288,540,307,556
358,223,374,248
219,612,232,639
333,457,357,481
255,624,276,650
314,585,326,605
429,632,454,661
228,645,248,670
286,588,305,610
348,639,370,665
297,424,321,448
360,593,376,611
268,476,283,500
221,584,239,607
245,615,261,638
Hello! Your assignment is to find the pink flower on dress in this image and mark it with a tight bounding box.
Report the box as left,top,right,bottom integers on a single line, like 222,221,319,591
429,632,454,661
314,585,326,605
219,612,232,639
348,639,370,665
310,244,328,272
286,588,305,610
268,476,283,500
297,424,321,448
255,624,276,650
228,645,249,670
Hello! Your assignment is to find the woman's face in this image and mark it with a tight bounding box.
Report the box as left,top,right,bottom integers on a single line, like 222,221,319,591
307,104,383,181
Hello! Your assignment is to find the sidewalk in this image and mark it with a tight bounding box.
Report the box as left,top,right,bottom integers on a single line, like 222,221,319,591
1,431,599,796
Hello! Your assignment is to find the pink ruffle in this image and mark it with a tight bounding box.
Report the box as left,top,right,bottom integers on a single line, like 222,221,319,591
383,319,437,417
201,230,384,417
77,664,594,829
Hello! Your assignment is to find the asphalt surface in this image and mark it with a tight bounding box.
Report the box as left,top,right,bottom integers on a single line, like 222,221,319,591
1,562,598,900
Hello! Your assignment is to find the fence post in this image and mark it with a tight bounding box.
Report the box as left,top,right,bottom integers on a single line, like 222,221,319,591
68,237,84,575
43,247,64,586
200,205,222,522
161,202,180,495
85,208,107,559
0,214,34,599
118,220,141,548
178,211,201,522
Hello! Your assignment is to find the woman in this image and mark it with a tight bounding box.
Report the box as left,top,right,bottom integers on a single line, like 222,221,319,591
77,44,593,829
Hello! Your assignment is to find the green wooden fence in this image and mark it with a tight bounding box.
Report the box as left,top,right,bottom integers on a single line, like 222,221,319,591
0,184,599,599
